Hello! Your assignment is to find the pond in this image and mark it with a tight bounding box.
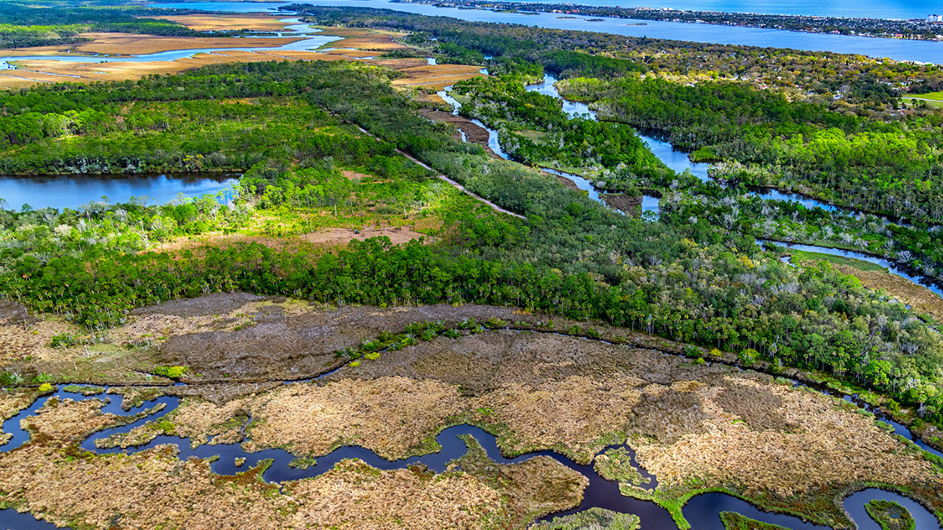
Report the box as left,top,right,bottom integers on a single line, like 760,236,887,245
0,173,237,211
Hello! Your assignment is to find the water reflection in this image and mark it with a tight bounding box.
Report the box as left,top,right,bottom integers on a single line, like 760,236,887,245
0,173,236,210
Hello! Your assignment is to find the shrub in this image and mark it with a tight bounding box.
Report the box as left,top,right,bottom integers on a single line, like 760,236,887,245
484,317,509,329
153,365,189,378
738,348,759,366
50,333,78,349
0,372,24,386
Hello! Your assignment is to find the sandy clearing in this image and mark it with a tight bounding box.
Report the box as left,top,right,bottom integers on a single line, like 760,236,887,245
301,227,431,245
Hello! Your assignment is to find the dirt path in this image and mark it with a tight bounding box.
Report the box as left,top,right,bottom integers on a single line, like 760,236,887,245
355,126,525,219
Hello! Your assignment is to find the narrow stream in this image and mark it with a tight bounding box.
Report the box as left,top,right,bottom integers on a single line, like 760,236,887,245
521,75,943,300
438,83,659,215
760,240,943,298
523,74,868,214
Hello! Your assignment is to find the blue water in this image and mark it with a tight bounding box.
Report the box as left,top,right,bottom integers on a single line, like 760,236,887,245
493,0,943,20
0,173,237,211
153,1,943,63
3,361,942,529
760,240,943,298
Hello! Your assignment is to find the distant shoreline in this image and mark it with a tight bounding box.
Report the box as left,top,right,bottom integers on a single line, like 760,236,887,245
392,0,943,42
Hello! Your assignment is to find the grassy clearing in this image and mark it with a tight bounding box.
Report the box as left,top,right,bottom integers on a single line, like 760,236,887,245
789,249,886,272
908,91,943,101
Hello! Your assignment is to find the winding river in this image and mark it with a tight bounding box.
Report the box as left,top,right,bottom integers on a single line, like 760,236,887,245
2,330,942,530
518,75,943,300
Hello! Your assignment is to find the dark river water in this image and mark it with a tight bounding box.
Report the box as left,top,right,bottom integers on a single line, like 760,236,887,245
2,335,942,530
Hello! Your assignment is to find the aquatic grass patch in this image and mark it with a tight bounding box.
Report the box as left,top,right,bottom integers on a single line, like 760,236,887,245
530,508,639,530
864,499,916,530
719,511,790,530
790,249,887,272
593,447,649,487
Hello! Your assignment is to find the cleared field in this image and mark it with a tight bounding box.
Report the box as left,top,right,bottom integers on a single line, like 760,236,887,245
909,91,943,101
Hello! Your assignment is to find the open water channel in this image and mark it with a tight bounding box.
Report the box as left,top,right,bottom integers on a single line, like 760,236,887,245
518,75,943,298
1,331,941,530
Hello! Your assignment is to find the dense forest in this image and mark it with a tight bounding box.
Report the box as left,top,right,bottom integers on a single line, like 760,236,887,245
1,60,942,426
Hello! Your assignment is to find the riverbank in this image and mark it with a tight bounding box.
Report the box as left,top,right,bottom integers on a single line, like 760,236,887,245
2,294,942,529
